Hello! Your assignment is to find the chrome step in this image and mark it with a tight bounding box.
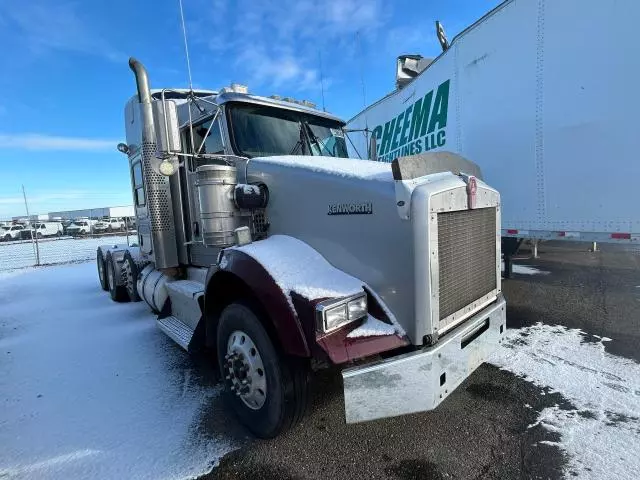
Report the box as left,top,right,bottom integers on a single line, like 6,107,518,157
165,280,204,298
157,315,194,351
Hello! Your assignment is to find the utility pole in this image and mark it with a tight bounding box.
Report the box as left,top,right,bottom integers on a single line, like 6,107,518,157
22,185,40,266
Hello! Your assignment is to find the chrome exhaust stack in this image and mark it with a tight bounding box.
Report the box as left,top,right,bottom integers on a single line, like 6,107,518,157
129,57,151,105
128,57,179,270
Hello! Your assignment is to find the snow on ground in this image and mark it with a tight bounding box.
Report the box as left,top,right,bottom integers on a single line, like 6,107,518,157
0,236,131,271
0,262,237,480
491,323,640,479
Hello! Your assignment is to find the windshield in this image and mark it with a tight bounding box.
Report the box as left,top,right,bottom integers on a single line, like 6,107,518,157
227,103,348,158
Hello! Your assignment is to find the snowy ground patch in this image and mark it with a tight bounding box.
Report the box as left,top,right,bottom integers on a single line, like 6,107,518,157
490,323,640,479
0,263,238,480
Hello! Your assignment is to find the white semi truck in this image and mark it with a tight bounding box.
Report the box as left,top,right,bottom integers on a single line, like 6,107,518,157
97,58,506,438
347,0,640,273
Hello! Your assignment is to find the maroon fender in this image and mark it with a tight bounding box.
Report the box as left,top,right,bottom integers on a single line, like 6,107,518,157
208,249,310,357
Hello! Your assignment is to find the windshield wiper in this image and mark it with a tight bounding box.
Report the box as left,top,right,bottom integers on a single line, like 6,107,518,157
289,122,306,155
304,122,333,156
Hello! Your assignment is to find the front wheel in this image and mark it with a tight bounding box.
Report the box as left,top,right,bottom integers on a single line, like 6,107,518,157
217,303,309,438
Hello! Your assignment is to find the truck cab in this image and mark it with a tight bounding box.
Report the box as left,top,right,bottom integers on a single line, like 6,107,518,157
98,58,506,438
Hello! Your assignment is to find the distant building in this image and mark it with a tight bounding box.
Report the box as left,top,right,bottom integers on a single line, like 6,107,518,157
12,205,135,222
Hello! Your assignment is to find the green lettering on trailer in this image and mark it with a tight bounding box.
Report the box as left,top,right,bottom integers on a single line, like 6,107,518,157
399,104,413,147
427,80,450,134
410,91,433,140
380,119,396,155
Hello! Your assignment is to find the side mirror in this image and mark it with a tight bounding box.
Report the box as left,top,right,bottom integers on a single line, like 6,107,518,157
369,135,378,161
152,99,182,155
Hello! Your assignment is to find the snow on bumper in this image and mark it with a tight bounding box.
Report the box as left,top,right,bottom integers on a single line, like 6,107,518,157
342,295,506,423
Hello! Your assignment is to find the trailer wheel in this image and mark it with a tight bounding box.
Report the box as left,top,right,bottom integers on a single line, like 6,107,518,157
122,251,141,302
217,303,309,438
105,252,129,302
97,249,108,291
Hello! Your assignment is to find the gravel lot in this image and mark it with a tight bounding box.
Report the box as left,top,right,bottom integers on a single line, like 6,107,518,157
202,241,640,480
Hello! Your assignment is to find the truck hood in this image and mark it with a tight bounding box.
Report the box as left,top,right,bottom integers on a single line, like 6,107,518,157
249,155,393,183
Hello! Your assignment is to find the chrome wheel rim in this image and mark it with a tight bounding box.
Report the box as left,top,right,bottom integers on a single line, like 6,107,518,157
124,261,135,296
225,330,267,410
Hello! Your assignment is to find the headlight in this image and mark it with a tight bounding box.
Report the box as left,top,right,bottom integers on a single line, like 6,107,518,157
316,292,367,333
324,304,348,332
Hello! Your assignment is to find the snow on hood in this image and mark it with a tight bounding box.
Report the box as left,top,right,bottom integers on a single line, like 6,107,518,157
230,235,364,302
491,323,640,479
346,314,398,338
250,155,393,182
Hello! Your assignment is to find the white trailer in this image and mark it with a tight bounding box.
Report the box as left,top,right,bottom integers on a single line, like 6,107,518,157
347,0,640,258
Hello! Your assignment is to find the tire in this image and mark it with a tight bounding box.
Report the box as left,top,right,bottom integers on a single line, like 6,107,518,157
105,252,129,302
36,232,43,239
57,231,62,237
122,251,141,302
108,226,113,233
217,303,309,438
2,235,9,242
97,249,108,291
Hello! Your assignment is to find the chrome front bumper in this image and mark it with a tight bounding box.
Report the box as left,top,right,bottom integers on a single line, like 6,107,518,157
342,295,506,423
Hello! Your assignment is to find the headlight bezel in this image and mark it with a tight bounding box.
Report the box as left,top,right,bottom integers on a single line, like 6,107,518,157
315,292,368,334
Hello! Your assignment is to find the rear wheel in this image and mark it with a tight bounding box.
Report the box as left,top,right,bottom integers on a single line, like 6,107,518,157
106,252,129,302
36,232,43,239
217,303,309,438
97,249,108,291
122,251,141,302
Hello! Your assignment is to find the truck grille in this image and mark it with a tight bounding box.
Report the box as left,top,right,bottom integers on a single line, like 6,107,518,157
437,207,497,322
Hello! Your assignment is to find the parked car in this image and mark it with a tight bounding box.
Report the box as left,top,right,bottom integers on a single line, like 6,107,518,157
1,224,25,241
21,222,64,239
94,217,125,233
66,220,94,236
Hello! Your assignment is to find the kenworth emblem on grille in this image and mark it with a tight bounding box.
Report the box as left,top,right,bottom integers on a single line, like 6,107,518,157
328,202,373,215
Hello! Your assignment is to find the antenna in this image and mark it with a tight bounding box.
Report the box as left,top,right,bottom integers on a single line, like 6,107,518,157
178,0,194,91
318,50,326,112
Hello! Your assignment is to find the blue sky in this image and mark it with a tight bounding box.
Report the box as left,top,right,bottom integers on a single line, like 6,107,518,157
0,0,499,218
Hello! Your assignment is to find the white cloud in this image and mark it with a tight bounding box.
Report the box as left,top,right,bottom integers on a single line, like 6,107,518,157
190,0,384,93
0,134,119,152
0,0,123,62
